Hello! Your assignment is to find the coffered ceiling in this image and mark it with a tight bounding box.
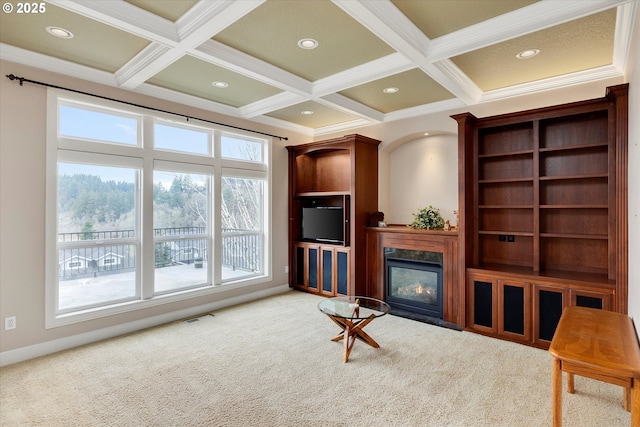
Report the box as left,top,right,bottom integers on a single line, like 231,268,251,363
0,0,636,136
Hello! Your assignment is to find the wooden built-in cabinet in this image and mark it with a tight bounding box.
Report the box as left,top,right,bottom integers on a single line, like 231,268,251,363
467,269,613,347
287,134,380,296
293,242,350,296
454,84,627,349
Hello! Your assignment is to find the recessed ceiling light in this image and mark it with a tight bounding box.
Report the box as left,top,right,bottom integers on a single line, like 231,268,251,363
516,49,540,59
301,110,314,115
46,26,74,39
211,81,229,88
424,132,430,136
383,87,399,94
298,38,318,49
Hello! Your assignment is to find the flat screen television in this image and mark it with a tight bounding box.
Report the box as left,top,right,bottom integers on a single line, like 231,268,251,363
302,207,344,244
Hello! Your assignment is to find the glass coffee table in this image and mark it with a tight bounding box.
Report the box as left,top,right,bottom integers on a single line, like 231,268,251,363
318,296,390,362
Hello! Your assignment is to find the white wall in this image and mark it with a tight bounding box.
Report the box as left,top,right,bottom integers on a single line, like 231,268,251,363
388,134,458,225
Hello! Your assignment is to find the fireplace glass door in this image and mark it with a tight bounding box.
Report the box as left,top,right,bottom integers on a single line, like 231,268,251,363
385,258,443,318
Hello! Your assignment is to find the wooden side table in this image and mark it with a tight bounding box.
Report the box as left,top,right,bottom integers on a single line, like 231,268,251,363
549,306,640,426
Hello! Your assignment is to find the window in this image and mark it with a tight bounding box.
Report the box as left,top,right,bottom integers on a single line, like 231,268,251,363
221,174,264,282
56,161,139,313
46,92,271,327
153,169,210,294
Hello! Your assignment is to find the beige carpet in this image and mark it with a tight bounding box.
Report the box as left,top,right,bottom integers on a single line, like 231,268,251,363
0,291,631,426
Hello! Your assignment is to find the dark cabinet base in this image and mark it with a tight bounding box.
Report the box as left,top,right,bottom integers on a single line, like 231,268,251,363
467,268,613,349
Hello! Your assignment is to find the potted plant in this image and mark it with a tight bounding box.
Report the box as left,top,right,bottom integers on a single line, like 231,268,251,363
408,205,445,230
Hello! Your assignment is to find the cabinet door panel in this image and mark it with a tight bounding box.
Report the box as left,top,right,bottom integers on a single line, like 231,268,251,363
503,285,525,334
571,289,611,311
535,286,567,345
308,248,318,290
321,248,334,295
295,246,305,287
336,250,349,295
468,275,496,333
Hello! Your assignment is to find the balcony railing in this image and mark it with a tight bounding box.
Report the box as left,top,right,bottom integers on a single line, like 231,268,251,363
58,227,260,279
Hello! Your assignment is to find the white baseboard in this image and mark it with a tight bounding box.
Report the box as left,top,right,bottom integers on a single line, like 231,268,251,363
0,284,291,367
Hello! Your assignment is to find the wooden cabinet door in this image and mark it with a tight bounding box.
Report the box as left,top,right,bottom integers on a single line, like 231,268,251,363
570,288,612,311
498,279,531,343
335,248,350,296
467,272,498,334
533,284,568,347
294,243,349,296
320,247,335,296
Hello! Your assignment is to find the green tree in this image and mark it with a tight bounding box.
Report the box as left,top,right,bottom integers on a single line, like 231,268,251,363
81,221,96,240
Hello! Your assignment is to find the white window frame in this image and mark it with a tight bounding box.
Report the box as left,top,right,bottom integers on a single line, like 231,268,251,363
45,90,272,328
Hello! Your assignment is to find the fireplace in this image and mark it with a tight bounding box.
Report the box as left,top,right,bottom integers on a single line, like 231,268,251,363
384,248,443,319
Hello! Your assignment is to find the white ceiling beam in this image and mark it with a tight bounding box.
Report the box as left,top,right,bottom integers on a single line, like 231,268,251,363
312,52,415,97
194,40,312,96
319,93,385,123
333,0,481,105
428,0,633,61
117,1,266,89
46,0,179,44
239,92,309,118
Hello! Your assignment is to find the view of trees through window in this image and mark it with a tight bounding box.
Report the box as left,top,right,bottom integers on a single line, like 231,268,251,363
58,171,136,236
50,96,269,322
57,173,263,236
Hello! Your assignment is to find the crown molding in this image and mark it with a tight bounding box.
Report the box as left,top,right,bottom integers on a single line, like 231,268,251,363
384,98,466,123
479,65,623,103
313,118,374,137
428,0,631,61
0,44,118,87
612,1,638,71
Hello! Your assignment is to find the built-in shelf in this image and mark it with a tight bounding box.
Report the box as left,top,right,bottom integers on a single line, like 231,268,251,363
453,83,628,349
287,134,381,297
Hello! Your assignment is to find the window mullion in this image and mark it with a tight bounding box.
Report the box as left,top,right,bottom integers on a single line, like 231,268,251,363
141,117,155,299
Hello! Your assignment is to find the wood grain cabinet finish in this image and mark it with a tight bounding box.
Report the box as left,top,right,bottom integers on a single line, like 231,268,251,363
454,84,628,349
467,271,532,343
287,134,380,297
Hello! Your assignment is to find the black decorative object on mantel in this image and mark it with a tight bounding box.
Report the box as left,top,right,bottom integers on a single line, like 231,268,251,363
368,211,385,227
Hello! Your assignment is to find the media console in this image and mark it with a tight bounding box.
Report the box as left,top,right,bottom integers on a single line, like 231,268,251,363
287,134,381,296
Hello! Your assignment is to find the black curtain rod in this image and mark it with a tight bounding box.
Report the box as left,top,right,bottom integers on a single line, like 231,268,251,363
5,73,288,141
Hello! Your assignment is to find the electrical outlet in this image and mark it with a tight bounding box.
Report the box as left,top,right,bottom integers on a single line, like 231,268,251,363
284,265,289,274
5,316,16,331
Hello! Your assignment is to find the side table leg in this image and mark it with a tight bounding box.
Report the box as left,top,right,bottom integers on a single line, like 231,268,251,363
567,373,574,394
343,325,356,363
632,381,639,427
552,358,562,427
624,387,630,412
